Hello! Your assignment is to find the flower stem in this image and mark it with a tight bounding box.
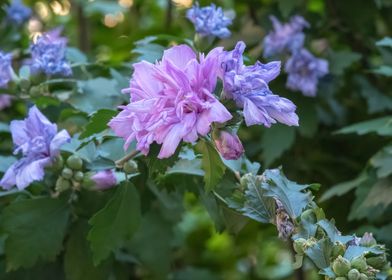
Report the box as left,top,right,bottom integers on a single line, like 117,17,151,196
115,150,139,168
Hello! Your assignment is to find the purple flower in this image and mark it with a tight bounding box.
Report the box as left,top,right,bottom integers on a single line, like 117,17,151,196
221,41,299,127
0,94,13,110
30,28,72,77
91,170,117,190
0,51,13,88
5,0,32,25
0,106,70,190
285,48,328,97
214,130,244,160
186,3,233,39
109,45,232,159
263,16,309,57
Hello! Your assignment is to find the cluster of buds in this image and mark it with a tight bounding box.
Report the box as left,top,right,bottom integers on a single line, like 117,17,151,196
331,255,377,280
54,155,84,193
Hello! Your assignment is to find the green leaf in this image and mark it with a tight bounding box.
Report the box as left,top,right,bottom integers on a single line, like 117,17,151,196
261,125,296,167
132,37,165,63
360,178,392,209
1,197,70,271
88,182,141,265
317,219,353,243
336,116,392,136
329,50,361,75
64,221,111,280
66,47,87,64
166,158,204,177
304,238,333,269
145,143,181,176
261,169,312,219
355,76,392,113
69,78,124,114
344,245,384,260
376,37,392,48
372,65,392,77
233,174,276,224
196,139,226,192
0,156,16,173
370,146,392,177
320,172,367,201
80,109,117,139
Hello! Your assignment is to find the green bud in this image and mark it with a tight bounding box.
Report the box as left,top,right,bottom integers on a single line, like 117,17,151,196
332,242,346,258
66,155,83,170
82,171,95,189
351,256,367,272
55,177,71,192
61,168,73,180
73,171,84,182
359,273,368,280
332,256,351,276
123,160,138,174
359,233,377,247
366,255,387,270
29,86,40,96
20,78,31,90
336,277,347,280
293,238,307,255
348,269,361,280
52,156,64,170
301,209,317,223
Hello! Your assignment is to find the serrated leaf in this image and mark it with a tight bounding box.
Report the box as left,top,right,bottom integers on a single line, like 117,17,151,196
370,146,392,177
88,182,141,265
317,219,353,243
145,143,181,176
304,238,333,269
360,178,392,209
344,245,384,260
376,37,392,48
80,109,117,139
64,221,111,280
336,117,392,136
166,158,204,176
372,65,392,77
320,172,367,202
196,139,226,192
227,173,276,224
1,197,70,271
261,125,296,167
261,169,312,219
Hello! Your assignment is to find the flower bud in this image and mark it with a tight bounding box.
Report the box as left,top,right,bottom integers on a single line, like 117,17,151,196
359,273,368,280
366,255,387,270
332,256,351,276
61,168,73,180
348,269,360,280
66,155,83,170
213,130,244,160
332,242,346,258
20,78,31,90
73,171,84,182
55,177,71,192
91,170,117,190
293,238,307,255
123,160,138,174
52,155,64,170
351,256,367,272
359,233,377,247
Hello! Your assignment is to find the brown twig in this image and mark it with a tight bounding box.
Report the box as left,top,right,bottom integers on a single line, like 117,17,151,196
115,150,139,167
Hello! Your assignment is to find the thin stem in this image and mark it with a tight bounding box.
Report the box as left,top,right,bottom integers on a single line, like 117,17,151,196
289,240,306,280
115,150,139,168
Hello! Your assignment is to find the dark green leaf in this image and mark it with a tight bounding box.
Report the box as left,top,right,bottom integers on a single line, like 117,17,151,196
261,169,312,219
80,109,117,139
88,182,141,265
196,139,226,192
1,197,70,271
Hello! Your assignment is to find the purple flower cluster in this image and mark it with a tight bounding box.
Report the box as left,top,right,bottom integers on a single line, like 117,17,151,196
221,42,298,127
0,51,13,88
186,3,233,39
109,45,232,159
110,42,299,160
0,106,70,190
263,16,328,97
30,29,72,77
285,49,329,97
263,16,309,57
5,0,32,25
